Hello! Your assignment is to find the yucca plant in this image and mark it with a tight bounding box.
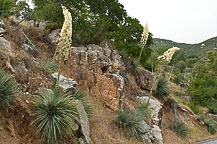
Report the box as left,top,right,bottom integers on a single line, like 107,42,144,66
173,122,189,137
73,90,93,114
31,88,78,144
0,70,19,110
153,78,170,101
116,110,142,138
116,104,149,138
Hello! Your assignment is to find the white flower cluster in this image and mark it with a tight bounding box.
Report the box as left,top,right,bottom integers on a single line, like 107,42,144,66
56,5,72,61
140,24,149,48
157,47,180,63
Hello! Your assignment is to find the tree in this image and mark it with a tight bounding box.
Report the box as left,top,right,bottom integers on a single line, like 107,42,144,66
178,60,186,73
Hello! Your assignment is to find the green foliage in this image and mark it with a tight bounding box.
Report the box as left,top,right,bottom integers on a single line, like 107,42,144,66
32,88,78,144
187,102,200,115
178,60,186,73
115,104,149,138
44,23,62,31
153,78,170,101
0,0,16,17
0,70,19,110
173,122,189,137
73,90,93,114
32,0,153,64
187,73,217,106
199,115,217,134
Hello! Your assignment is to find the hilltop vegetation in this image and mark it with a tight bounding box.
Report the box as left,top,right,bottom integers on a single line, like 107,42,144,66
151,37,217,57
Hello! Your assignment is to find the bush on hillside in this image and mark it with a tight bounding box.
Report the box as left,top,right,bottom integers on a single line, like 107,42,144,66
173,122,189,137
153,78,170,101
32,88,78,144
0,70,19,110
115,104,149,138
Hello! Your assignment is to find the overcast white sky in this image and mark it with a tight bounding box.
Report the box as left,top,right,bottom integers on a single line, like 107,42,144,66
119,0,217,44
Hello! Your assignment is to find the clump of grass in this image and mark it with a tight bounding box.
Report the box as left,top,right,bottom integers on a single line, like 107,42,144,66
115,104,149,138
0,70,19,110
173,122,189,137
31,88,78,144
153,78,170,101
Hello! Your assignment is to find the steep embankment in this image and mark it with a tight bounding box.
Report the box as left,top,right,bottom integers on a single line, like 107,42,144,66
0,17,217,144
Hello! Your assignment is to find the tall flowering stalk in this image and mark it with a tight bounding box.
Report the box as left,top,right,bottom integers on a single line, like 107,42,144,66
138,24,149,62
146,47,180,104
53,5,72,88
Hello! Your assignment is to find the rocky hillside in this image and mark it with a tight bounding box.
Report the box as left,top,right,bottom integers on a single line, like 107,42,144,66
151,37,217,57
0,17,217,144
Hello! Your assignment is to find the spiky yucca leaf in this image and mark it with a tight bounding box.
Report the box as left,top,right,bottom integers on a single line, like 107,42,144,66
73,90,93,114
153,78,170,101
32,88,78,144
0,70,19,110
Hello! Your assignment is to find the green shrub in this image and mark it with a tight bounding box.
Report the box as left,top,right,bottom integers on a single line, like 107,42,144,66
187,102,200,115
32,88,78,144
153,78,170,101
0,70,19,110
115,104,149,138
173,122,189,137
44,23,62,31
204,119,216,134
198,115,217,134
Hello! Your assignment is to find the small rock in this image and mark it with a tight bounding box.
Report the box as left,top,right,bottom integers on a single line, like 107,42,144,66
48,29,61,44
180,96,191,102
0,28,7,35
0,37,12,56
51,73,77,93
22,44,38,55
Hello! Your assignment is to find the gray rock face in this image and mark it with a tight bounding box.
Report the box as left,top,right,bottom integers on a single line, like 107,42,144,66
138,96,163,144
51,72,77,93
77,100,93,144
48,29,61,44
135,69,154,91
0,37,12,56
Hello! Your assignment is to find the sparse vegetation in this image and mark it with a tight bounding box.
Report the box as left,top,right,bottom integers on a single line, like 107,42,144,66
31,88,78,144
0,70,19,110
173,122,189,137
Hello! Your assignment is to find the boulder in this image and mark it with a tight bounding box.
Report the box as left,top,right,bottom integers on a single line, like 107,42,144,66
48,29,61,44
39,21,49,30
51,72,77,93
135,69,154,91
22,44,38,55
0,37,12,56
77,100,93,144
